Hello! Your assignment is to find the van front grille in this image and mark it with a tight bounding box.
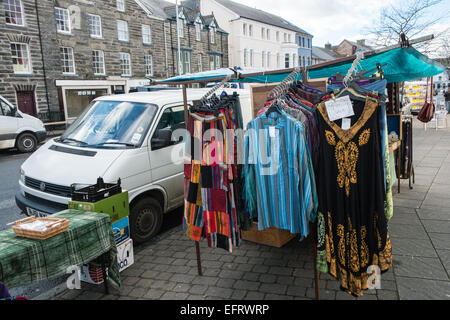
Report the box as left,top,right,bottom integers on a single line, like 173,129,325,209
25,176,72,198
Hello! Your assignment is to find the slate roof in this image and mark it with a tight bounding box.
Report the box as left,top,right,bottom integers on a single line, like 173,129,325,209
312,46,339,61
214,0,312,36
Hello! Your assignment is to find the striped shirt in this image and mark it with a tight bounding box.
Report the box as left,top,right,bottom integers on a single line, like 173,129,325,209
244,110,317,239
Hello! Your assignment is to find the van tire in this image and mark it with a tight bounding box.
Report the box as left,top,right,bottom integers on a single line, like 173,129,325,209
16,133,37,153
129,197,163,244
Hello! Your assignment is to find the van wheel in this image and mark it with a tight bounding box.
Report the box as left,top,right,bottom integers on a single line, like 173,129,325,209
129,197,163,244
16,133,37,153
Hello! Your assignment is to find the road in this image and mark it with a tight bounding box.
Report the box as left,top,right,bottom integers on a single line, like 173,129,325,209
0,148,29,230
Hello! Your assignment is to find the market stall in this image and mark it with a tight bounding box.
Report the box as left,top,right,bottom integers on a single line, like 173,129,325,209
154,34,445,299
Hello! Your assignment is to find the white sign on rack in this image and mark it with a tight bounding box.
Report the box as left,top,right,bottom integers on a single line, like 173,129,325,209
325,95,355,122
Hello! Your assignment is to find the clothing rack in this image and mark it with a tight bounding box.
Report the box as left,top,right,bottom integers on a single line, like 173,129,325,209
149,34,435,300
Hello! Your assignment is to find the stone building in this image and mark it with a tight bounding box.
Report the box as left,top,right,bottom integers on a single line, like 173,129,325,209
0,0,49,118
0,0,229,121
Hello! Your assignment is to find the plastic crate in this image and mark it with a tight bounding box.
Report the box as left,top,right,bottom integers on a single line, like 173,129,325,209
71,177,122,203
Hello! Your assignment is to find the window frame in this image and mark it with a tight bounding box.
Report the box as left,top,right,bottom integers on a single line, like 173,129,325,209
145,54,153,77
142,24,152,45
117,0,125,12
117,20,129,42
55,7,71,34
119,52,132,76
195,22,202,41
197,53,202,72
92,50,106,75
61,46,76,75
209,26,215,44
88,14,102,38
4,0,25,26
284,53,290,68
10,42,32,74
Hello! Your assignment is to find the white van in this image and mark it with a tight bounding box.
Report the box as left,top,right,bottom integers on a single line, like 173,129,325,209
0,95,46,152
16,89,251,243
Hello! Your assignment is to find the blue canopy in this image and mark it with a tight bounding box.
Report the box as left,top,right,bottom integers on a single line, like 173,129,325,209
159,47,445,84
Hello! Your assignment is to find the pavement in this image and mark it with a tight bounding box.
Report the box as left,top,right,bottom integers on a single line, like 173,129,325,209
47,117,450,300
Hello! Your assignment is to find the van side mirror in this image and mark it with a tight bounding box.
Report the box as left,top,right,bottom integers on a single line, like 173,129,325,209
151,128,173,150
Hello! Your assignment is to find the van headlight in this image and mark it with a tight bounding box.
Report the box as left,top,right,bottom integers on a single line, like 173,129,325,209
20,169,25,184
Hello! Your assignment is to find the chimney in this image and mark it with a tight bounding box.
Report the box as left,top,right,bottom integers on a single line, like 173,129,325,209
356,39,366,47
324,43,332,50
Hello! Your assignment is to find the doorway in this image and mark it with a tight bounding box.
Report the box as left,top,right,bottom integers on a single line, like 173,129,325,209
16,91,37,116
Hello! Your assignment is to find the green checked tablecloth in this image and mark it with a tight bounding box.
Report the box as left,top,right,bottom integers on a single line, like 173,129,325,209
0,209,120,290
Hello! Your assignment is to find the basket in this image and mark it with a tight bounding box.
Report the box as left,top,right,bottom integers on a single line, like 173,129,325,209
12,216,70,240
71,177,122,202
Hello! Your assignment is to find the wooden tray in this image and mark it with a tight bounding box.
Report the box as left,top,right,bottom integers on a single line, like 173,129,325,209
241,222,296,248
12,216,69,240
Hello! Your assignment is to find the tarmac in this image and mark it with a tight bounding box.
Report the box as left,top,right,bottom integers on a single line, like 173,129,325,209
50,117,450,300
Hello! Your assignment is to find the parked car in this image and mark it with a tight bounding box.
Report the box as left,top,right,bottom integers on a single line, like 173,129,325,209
16,89,251,244
0,95,46,153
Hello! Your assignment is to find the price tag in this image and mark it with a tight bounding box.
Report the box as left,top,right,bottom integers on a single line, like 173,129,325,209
269,126,276,138
341,118,351,130
325,95,355,122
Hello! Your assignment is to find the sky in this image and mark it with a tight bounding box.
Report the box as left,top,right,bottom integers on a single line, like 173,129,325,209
168,0,450,52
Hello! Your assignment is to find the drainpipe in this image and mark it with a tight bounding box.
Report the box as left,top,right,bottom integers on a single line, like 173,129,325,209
34,0,51,121
163,22,169,79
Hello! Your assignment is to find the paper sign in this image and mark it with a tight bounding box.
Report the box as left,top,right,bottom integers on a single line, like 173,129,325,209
325,95,354,122
269,126,276,138
131,133,142,144
341,118,351,130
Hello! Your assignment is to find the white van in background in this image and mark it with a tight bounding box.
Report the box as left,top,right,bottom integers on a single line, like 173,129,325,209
16,89,251,244
0,95,46,153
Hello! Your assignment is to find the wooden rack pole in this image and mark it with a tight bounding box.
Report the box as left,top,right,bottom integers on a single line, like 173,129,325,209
182,84,203,276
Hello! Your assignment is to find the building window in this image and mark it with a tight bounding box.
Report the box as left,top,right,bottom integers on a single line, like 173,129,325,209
267,52,271,68
288,34,291,43
261,27,265,39
184,51,191,73
92,50,105,75
303,56,306,67
299,56,302,67
249,25,253,37
195,22,201,41
308,38,311,48
177,18,184,38
145,54,153,76
276,31,279,42
61,47,75,74
88,14,102,38
4,0,24,26
142,25,152,44
55,7,70,34
266,29,270,40
10,42,31,74
243,23,247,36
117,0,125,12
284,33,287,42
243,49,247,67
277,53,280,68
208,54,221,70
120,52,131,76
302,37,305,47
285,53,289,68
215,55,221,69
308,57,311,65
210,26,215,44
197,54,202,72
262,51,265,67
250,49,254,67
117,20,129,41
293,54,296,67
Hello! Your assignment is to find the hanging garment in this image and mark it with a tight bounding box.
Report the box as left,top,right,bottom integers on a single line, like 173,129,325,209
244,109,317,237
183,95,245,253
315,95,392,296
327,80,393,220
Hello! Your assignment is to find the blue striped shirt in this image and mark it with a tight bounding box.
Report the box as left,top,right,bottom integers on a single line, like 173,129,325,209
244,110,318,239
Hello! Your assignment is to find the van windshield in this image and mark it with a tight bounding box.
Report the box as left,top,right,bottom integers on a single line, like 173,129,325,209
59,100,158,148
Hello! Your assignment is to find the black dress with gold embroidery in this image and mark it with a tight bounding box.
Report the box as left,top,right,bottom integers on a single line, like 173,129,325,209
315,95,392,296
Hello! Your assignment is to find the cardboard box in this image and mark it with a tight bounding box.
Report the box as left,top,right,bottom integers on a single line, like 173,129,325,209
112,217,130,245
241,222,296,248
68,191,129,223
117,238,134,272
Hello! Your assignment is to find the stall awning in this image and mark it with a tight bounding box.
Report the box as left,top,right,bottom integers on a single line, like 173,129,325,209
158,46,445,84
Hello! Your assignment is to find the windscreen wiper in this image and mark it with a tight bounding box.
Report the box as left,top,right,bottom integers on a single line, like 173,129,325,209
89,142,136,148
60,138,89,146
